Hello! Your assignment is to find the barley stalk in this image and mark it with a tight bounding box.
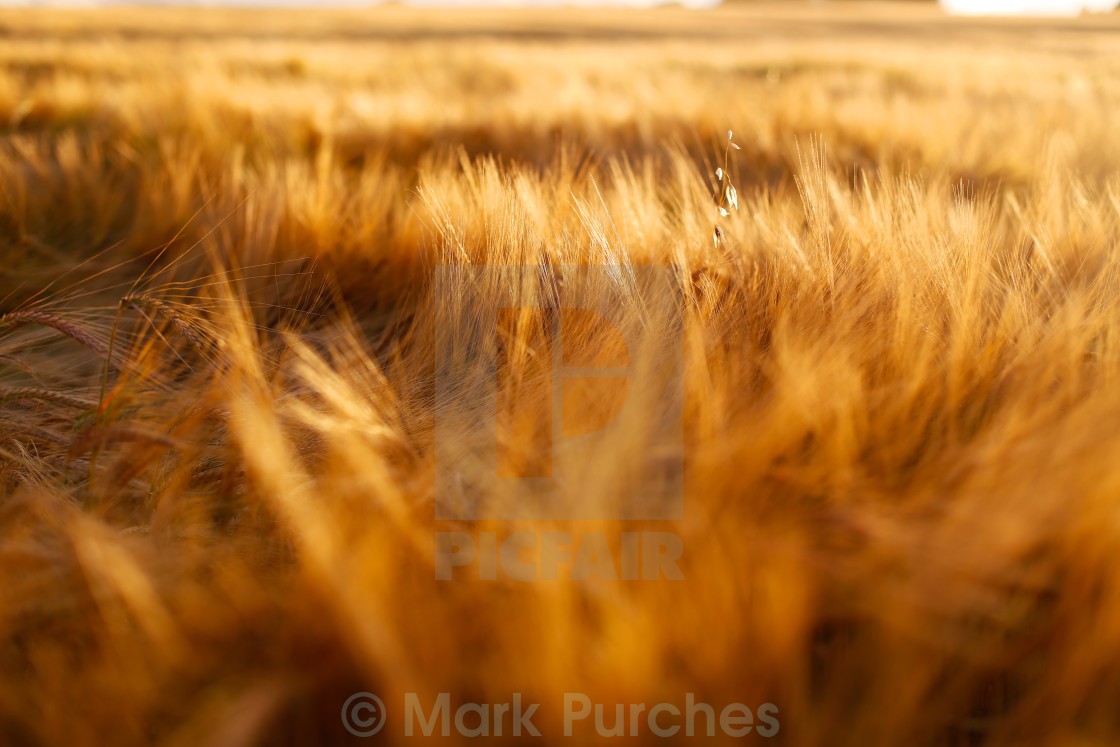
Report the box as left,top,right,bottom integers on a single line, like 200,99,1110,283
123,294,211,354
0,308,105,354
0,386,96,409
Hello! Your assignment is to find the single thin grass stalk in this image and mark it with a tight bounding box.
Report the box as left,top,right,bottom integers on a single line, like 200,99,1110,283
92,301,126,488
712,129,741,247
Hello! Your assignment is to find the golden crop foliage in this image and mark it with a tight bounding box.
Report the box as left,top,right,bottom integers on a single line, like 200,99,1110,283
1,4,1120,745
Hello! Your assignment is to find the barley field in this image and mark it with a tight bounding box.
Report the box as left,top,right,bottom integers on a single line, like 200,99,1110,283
2,3,1120,745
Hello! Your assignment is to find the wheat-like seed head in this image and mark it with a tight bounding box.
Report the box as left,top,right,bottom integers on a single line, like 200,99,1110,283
0,386,96,409
0,308,106,354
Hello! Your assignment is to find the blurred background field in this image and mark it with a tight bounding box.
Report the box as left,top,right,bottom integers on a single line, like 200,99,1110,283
2,3,1120,746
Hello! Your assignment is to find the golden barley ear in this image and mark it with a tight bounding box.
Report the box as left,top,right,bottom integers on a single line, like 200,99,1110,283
0,308,106,355
123,294,213,356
